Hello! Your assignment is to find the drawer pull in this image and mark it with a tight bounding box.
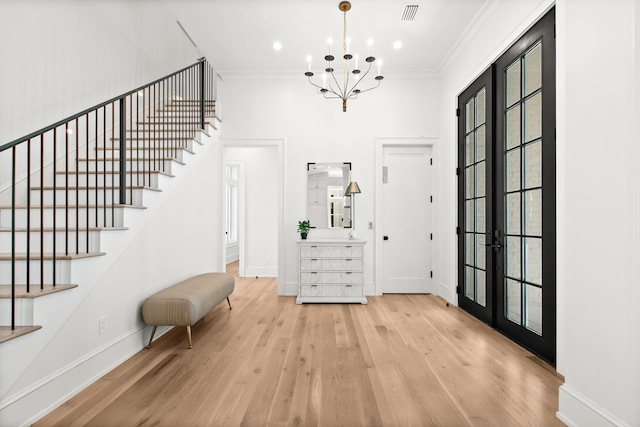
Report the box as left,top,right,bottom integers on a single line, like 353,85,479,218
311,285,318,287
311,259,318,261
346,259,352,261
311,272,318,274
346,245,352,248
346,285,352,287
346,272,352,275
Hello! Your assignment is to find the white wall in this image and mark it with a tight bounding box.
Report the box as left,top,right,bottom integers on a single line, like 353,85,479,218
0,0,199,145
218,74,442,295
225,146,278,277
556,0,640,425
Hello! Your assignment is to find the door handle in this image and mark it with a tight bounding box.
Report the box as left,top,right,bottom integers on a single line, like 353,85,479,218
383,236,389,241
481,242,502,250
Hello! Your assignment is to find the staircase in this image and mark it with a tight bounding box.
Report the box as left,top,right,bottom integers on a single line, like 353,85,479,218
0,60,219,344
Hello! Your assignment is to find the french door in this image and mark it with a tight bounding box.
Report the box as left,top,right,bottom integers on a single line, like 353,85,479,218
457,8,556,363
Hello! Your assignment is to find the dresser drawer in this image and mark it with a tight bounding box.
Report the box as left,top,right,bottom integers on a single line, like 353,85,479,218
300,284,363,297
300,258,363,272
300,272,363,284
300,245,363,259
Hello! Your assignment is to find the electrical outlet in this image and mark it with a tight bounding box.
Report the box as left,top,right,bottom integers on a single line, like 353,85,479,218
99,316,108,335
368,221,374,229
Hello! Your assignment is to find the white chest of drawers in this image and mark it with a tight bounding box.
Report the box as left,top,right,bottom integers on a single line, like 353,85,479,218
296,240,367,304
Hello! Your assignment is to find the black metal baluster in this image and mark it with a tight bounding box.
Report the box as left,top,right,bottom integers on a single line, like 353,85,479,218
103,106,107,228
85,114,90,253
40,134,44,289
200,60,206,131
75,118,79,255
11,146,16,330
119,97,127,209
26,138,31,292
65,123,69,256
52,130,57,287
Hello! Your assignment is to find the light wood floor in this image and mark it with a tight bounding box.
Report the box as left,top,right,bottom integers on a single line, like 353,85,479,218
35,262,564,426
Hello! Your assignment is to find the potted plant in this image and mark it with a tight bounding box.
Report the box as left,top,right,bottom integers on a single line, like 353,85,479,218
297,220,310,239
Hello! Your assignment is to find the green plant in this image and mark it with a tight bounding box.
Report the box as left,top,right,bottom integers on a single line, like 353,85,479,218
297,220,310,234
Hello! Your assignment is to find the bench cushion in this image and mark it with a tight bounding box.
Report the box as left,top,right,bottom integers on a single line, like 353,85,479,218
142,272,234,326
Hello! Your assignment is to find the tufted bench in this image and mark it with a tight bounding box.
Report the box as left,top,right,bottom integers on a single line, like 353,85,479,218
142,272,234,349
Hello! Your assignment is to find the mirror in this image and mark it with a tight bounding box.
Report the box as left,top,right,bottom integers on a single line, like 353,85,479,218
307,162,352,229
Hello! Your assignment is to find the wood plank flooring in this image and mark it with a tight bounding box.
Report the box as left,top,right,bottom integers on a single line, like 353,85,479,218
35,262,564,426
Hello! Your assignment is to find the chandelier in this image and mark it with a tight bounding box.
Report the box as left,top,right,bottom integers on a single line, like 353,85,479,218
304,1,384,112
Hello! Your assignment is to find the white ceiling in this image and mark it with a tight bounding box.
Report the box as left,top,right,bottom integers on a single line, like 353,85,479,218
166,0,490,77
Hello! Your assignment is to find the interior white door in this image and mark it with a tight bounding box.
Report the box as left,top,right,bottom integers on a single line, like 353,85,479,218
382,146,432,293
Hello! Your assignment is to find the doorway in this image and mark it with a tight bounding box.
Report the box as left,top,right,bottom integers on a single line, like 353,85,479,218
457,8,556,363
221,139,285,293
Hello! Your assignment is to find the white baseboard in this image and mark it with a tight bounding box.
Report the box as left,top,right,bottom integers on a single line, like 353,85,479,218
438,281,457,305
364,283,376,296
283,282,298,296
557,384,629,427
0,324,171,427
244,266,277,278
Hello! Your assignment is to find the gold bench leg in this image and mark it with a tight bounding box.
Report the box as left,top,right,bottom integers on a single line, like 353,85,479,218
187,325,192,349
146,325,157,349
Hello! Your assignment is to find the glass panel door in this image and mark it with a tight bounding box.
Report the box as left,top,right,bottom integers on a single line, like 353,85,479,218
457,67,493,325
458,8,555,363
494,9,556,362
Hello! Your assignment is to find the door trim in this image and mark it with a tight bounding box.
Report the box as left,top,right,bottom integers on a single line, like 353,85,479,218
374,137,439,296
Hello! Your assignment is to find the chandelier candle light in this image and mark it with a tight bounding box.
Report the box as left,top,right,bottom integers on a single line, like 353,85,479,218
305,1,384,112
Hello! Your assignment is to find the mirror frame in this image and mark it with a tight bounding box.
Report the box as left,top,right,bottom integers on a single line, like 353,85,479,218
307,162,352,229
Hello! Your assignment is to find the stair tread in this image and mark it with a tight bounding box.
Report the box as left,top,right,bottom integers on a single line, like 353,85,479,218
0,326,42,344
77,157,185,164
0,204,146,209
136,121,213,125
0,226,128,232
0,284,78,299
96,146,194,153
109,137,194,141
125,129,200,132
31,184,160,190
54,170,173,176
0,252,106,261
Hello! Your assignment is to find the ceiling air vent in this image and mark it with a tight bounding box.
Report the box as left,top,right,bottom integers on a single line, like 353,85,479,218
401,4,419,21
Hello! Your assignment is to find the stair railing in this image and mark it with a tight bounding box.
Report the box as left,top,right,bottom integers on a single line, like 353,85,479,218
0,58,217,331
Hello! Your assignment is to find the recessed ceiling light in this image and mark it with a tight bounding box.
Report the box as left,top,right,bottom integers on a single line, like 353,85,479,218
273,41,282,51
393,41,402,49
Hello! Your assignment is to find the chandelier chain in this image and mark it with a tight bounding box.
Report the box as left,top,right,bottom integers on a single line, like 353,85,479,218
343,9,348,95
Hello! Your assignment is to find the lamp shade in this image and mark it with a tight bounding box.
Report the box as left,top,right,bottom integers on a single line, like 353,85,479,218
345,181,361,195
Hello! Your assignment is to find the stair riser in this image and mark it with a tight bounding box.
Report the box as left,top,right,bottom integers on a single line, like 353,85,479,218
0,208,124,228
121,130,197,139
98,148,185,162
1,230,102,253
29,188,144,207
0,259,71,285
53,173,159,189
95,149,186,163
68,159,175,174
105,140,193,151
0,299,33,326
